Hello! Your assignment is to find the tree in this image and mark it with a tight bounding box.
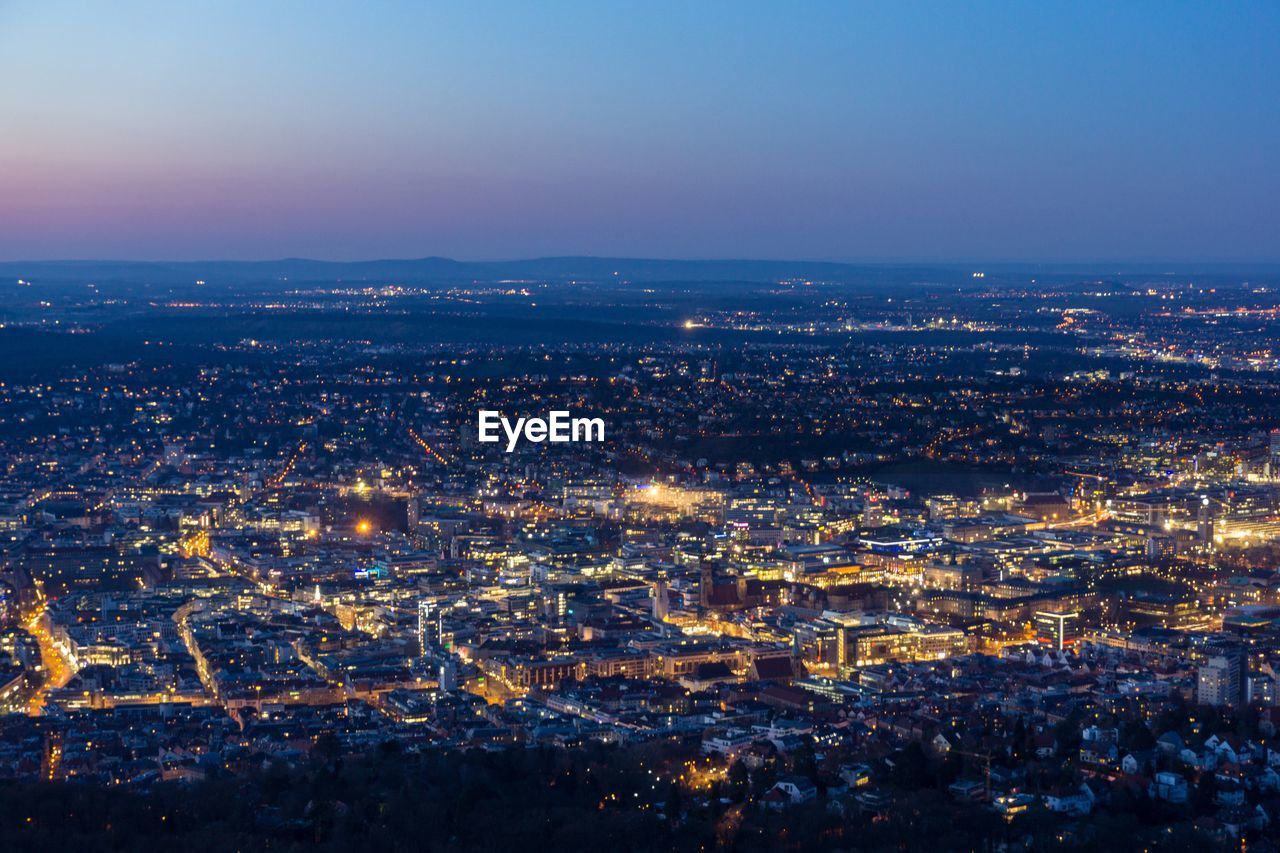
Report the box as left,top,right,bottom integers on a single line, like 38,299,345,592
791,740,818,782
311,732,341,766
890,742,929,790
751,763,777,798
1122,719,1155,751
727,760,749,802
664,782,683,820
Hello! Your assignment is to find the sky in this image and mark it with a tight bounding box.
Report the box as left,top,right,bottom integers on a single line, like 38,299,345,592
0,1,1277,263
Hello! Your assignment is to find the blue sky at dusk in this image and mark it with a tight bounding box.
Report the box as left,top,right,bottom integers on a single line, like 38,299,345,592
1,1,1277,262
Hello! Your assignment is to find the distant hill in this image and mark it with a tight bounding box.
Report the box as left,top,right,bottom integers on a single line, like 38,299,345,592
0,256,1273,291
0,257,474,288
478,256,956,284
0,256,967,289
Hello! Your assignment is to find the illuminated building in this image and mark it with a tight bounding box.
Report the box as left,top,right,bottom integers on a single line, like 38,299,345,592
834,616,967,675
1034,610,1080,652
417,599,442,655
1197,641,1247,708
651,571,669,621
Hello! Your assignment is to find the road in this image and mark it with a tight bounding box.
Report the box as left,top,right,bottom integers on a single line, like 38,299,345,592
25,604,77,715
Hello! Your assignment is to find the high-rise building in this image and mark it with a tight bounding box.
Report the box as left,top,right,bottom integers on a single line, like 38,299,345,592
438,658,458,691
1197,642,1247,708
652,571,670,621
1197,496,1215,544
1034,610,1080,652
417,599,442,655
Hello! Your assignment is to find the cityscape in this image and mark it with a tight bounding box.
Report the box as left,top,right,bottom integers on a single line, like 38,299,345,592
0,261,1279,849
3,2,1279,851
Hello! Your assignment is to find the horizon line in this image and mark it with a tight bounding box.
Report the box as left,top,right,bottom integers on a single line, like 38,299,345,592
4,255,1280,269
